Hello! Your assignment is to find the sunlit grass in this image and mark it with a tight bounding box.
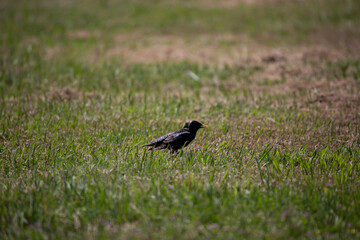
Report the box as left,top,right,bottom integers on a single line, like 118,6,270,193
1,0,360,239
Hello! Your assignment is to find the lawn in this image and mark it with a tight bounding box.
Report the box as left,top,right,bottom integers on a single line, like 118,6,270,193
1,0,360,239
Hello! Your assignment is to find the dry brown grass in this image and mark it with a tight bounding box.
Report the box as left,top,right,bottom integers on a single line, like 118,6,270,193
175,0,303,8
104,33,351,65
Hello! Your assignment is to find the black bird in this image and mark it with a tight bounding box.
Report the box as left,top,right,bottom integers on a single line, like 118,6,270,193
142,120,207,152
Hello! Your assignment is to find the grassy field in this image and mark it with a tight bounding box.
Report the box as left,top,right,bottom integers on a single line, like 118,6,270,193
1,0,360,239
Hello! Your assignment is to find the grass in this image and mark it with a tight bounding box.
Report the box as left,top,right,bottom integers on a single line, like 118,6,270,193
1,0,360,239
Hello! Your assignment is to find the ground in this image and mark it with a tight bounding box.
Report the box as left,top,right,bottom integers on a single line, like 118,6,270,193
1,0,360,239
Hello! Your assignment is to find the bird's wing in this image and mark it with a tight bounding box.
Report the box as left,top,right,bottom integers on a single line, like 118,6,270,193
143,128,189,148
142,134,168,147
163,131,192,146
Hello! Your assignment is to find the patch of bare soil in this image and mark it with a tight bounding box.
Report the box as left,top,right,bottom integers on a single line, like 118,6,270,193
7,88,101,103
106,33,348,66
40,87,101,102
306,85,360,121
253,46,343,76
45,45,63,59
246,47,346,97
106,34,252,65
67,30,93,39
309,28,360,55
185,0,298,8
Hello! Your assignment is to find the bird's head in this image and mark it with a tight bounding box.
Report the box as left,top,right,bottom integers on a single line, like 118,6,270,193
188,120,207,133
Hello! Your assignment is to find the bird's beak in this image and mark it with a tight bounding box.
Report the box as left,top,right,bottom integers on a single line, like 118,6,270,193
201,124,208,128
